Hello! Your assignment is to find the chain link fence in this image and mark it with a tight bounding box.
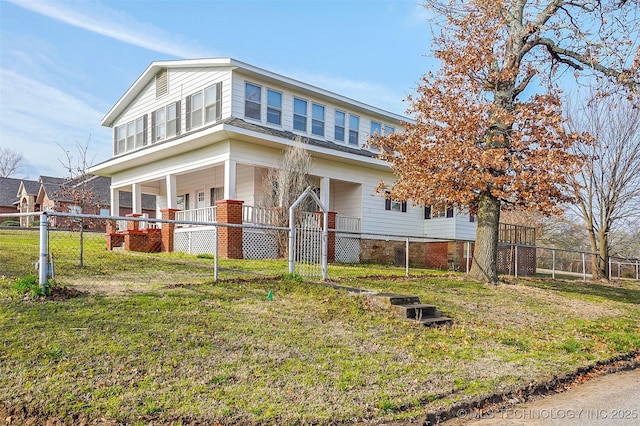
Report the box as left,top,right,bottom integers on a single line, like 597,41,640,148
1,212,638,292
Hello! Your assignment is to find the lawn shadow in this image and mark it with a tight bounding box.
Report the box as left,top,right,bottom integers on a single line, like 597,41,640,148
529,279,640,305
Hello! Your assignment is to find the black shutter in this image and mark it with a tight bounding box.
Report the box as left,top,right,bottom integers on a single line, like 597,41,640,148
210,188,215,206
424,206,431,219
185,96,191,131
216,82,222,120
113,126,117,155
151,112,156,143
446,207,454,218
176,101,181,135
143,114,148,146
184,193,190,210
401,201,407,213
385,198,391,211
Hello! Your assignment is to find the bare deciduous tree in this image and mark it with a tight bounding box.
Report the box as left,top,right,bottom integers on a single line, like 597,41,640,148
260,139,315,257
565,93,640,279
371,0,639,283
56,137,102,267
0,147,25,177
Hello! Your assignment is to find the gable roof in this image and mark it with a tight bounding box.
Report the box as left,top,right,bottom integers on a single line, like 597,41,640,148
0,177,36,207
101,57,408,127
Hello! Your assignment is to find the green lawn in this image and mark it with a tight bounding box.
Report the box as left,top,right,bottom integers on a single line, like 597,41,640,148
1,230,639,424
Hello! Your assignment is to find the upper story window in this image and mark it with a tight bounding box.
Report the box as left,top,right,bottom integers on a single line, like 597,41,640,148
293,98,308,132
114,114,148,156
188,82,223,131
349,114,359,145
384,125,395,135
151,101,180,143
154,108,166,141
187,91,203,129
384,192,407,212
267,89,282,125
425,204,454,219
135,116,146,149
370,121,381,136
312,103,325,136
204,82,222,123
245,82,261,120
335,110,345,142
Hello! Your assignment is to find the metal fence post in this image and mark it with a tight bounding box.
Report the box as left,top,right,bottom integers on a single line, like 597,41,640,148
38,212,48,291
288,207,295,274
214,226,219,282
582,252,586,281
636,260,639,281
404,238,409,277
514,244,519,278
552,249,556,279
466,241,471,273
609,257,612,280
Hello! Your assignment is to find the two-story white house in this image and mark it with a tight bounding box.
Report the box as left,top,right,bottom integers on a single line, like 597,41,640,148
91,58,478,266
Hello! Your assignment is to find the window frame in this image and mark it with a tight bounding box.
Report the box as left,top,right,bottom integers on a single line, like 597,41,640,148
334,110,346,142
425,204,454,219
266,89,282,125
204,82,222,124
349,114,359,145
188,91,203,129
293,97,308,132
244,82,262,121
384,192,407,212
311,103,325,136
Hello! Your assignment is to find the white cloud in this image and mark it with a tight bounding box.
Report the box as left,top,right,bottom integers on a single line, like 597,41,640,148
0,69,112,179
8,0,213,58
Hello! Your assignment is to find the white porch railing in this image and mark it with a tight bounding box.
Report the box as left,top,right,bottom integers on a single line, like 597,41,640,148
175,206,217,223
336,215,360,232
243,205,280,225
116,213,158,231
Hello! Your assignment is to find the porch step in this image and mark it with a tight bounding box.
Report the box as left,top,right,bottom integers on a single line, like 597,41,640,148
371,293,453,327
391,303,440,319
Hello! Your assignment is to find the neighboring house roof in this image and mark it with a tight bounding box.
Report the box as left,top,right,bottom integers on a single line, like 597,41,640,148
38,175,111,206
102,57,408,127
0,177,36,207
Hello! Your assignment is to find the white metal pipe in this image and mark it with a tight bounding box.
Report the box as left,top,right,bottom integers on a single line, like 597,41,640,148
38,212,48,290
405,238,409,277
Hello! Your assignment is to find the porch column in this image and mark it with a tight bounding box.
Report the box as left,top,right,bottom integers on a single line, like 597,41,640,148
224,159,236,200
110,187,120,216
216,199,244,259
132,183,142,214
319,177,330,211
166,174,177,209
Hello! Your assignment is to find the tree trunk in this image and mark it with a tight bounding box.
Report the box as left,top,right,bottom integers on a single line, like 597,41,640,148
469,191,501,284
598,229,609,279
587,227,607,280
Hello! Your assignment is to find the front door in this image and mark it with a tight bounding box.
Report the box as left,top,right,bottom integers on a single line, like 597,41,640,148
196,190,206,209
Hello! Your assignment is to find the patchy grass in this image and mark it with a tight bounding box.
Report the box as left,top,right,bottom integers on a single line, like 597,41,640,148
1,230,639,424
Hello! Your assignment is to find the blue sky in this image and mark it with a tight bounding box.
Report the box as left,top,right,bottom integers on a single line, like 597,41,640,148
0,0,436,179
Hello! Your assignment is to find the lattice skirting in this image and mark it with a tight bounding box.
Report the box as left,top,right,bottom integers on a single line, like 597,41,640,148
174,226,217,255
336,235,361,263
243,228,279,259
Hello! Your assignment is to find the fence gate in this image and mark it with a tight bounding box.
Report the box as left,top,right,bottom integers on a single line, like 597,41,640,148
288,187,328,280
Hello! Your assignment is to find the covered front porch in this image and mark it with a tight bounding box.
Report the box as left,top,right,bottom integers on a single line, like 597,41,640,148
108,159,362,246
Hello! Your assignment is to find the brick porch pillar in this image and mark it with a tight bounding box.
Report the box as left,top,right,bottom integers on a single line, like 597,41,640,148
160,208,179,253
105,219,117,250
215,200,244,259
126,213,142,231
